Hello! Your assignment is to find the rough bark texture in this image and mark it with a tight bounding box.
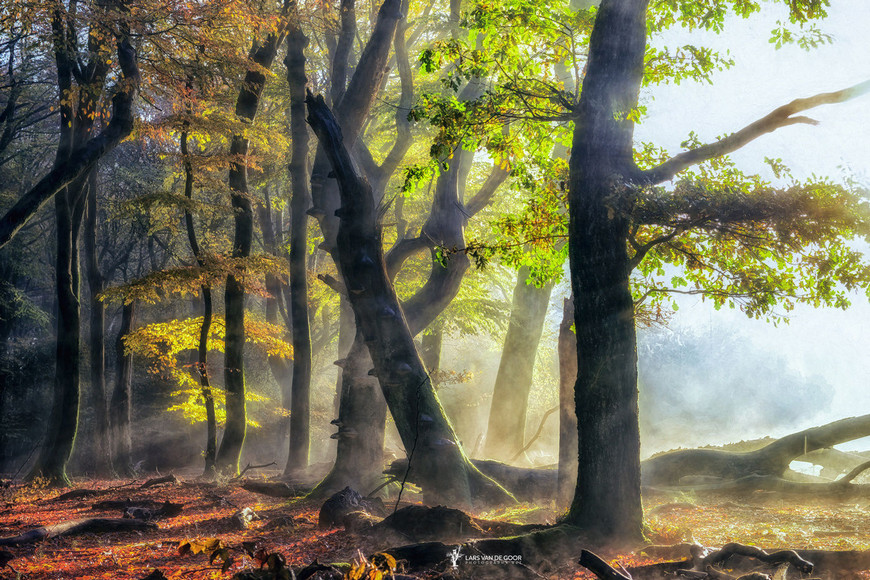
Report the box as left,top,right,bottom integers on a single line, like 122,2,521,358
306,93,512,507
485,267,554,462
564,0,649,542
217,33,284,474
284,19,313,475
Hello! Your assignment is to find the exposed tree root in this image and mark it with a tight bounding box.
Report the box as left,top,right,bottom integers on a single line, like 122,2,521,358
0,518,157,546
626,543,870,579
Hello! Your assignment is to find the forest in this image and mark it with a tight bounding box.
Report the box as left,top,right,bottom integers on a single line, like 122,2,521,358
1,0,870,578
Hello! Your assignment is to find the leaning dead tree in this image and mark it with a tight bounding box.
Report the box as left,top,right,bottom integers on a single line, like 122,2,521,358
642,414,870,490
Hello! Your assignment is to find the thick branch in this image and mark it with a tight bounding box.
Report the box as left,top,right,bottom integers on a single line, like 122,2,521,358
642,80,870,184
0,0,140,249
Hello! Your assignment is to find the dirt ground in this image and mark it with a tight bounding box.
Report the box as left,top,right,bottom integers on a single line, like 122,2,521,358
1,474,869,579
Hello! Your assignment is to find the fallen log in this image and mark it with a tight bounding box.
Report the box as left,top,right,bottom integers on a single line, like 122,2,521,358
0,518,157,546
388,415,870,498
647,473,870,498
139,474,179,489
642,414,870,487
240,481,299,498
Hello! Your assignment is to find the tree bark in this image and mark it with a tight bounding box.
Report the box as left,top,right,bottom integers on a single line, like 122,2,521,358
29,10,113,483
180,127,217,475
557,296,578,508
109,301,135,472
284,19,313,475
563,0,649,542
484,267,554,462
83,169,112,476
217,33,284,474
306,93,512,507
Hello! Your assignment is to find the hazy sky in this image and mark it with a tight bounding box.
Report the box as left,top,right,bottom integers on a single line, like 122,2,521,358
634,0,870,445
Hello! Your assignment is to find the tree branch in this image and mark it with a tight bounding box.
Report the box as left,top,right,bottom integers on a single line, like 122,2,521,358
642,80,870,184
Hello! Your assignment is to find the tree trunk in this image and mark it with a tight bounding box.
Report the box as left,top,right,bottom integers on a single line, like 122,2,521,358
32,177,84,485
83,170,112,476
306,94,512,508
284,19,313,475
180,127,217,475
257,192,293,448
557,296,578,508
563,0,649,542
484,267,554,462
420,324,442,375
109,301,135,472
310,331,387,496
216,34,284,474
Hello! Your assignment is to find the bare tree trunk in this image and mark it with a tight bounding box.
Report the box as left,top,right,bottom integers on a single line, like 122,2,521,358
563,0,648,542
284,18,313,475
83,169,112,476
485,267,554,462
217,32,285,474
109,301,135,472
180,127,217,475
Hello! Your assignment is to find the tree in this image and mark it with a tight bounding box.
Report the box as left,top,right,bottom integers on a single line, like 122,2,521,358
562,0,870,542
216,11,290,475
27,0,138,485
484,266,554,462
306,92,513,507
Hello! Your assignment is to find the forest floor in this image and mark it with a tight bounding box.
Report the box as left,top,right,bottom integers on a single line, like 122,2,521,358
1,473,869,579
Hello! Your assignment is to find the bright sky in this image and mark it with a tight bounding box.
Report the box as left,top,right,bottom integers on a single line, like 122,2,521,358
636,1,870,443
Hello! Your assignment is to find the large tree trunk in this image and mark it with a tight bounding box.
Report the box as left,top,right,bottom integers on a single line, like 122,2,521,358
109,301,135,472
484,267,554,462
284,19,313,475
557,296,578,508
563,0,649,542
83,170,112,476
29,14,109,483
216,33,284,475
305,0,403,494
306,94,512,508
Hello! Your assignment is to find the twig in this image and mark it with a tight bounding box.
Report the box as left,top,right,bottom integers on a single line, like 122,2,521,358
510,406,558,462
232,461,277,481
